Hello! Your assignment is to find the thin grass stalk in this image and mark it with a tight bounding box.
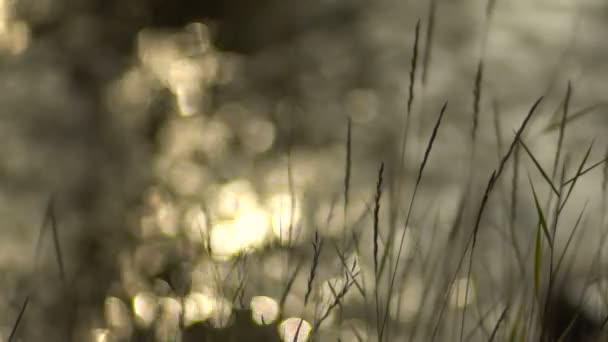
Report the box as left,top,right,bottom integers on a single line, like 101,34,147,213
432,96,543,342
373,162,384,342
8,295,30,342
383,19,421,285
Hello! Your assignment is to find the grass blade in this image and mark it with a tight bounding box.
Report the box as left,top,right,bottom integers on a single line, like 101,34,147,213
472,60,483,146
559,140,594,212
496,96,544,179
542,102,606,134
8,295,30,342
555,312,581,342
550,81,572,181
553,200,587,278
407,19,421,117
373,162,384,277
534,213,544,302
422,0,437,86
561,155,608,187
518,137,560,197
488,305,509,342
344,117,352,221
373,162,384,341
527,173,553,248
388,101,448,341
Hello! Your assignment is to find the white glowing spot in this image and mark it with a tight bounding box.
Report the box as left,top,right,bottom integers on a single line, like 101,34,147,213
132,292,158,328
267,193,302,245
209,221,241,261
168,58,210,116
183,206,208,244
0,16,30,55
104,297,132,338
156,203,178,236
279,317,312,342
174,85,203,117
184,292,215,326
449,277,476,309
235,208,271,247
91,328,111,342
216,179,258,219
210,208,270,260
250,296,280,325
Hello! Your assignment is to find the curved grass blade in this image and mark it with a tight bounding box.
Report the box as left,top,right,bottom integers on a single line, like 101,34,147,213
559,140,594,212
542,103,606,134
527,173,553,248
562,155,608,187
488,305,509,342
518,137,560,197
8,295,30,342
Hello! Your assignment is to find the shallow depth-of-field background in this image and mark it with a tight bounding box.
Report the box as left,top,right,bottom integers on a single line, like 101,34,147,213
2,0,608,341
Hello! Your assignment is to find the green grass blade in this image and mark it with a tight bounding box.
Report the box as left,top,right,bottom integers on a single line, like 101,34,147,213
488,305,509,342
554,201,587,279
509,304,524,342
527,173,553,248
518,137,560,196
542,102,606,134
562,155,608,187
559,140,594,212
534,218,543,301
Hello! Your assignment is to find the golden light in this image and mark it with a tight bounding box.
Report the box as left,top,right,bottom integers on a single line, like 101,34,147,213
156,202,179,237
250,296,280,325
183,205,208,244
91,328,112,342
132,292,158,328
209,208,271,261
449,277,476,309
168,58,211,116
215,179,259,219
155,297,182,342
267,193,302,245
183,292,215,326
278,317,312,342
104,296,132,339
0,0,30,55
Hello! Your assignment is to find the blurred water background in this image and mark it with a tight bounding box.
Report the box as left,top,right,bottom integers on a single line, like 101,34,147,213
1,0,608,341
